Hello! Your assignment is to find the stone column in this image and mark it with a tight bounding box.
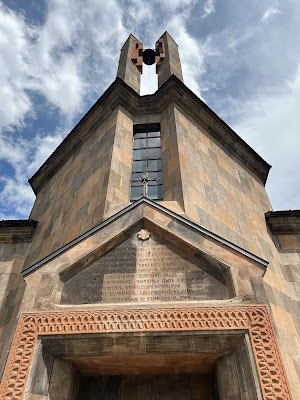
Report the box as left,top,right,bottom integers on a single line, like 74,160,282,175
117,34,143,94
156,31,183,88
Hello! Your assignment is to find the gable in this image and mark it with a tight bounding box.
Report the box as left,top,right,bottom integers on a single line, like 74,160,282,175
59,228,232,305
23,199,267,310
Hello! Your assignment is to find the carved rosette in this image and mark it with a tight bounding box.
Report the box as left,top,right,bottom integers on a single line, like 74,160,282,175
0,306,292,400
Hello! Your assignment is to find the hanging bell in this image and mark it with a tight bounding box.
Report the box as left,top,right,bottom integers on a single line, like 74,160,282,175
142,49,156,65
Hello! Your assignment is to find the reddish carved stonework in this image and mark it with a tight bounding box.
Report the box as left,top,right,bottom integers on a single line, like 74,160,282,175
0,306,292,400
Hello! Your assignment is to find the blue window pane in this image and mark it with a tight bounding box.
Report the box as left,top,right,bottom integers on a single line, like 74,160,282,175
148,159,162,171
134,130,147,138
131,186,143,200
133,139,147,149
148,148,161,159
148,185,163,199
148,185,158,199
148,137,161,147
148,171,162,182
148,130,160,137
148,171,159,185
133,149,147,160
132,172,143,180
157,185,163,199
133,160,147,172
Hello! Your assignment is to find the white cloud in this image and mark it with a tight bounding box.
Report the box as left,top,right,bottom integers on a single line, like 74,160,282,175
166,14,206,97
202,0,215,18
0,127,68,219
233,62,300,210
261,2,282,23
0,4,34,130
0,0,128,219
0,0,126,132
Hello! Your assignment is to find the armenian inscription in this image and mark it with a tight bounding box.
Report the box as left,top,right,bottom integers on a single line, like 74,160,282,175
60,231,230,304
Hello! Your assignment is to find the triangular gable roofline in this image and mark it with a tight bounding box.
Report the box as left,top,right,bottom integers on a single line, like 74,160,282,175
21,197,268,277
29,76,271,195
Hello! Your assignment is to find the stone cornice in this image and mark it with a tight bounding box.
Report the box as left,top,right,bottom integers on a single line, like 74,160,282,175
265,210,300,234
21,197,268,276
0,220,37,243
29,76,271,194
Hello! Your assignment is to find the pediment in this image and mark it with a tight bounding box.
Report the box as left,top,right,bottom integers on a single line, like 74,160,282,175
23,199,268,308
59,226,232,305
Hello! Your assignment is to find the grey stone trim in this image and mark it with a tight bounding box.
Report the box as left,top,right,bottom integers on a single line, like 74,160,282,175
265,210,300,234
21,198,268,276
0,220,37,243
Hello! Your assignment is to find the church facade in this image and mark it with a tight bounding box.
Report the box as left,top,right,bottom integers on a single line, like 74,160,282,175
0,32,299,399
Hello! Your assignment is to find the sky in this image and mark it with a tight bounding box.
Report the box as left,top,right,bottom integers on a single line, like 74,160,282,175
0,0,299,220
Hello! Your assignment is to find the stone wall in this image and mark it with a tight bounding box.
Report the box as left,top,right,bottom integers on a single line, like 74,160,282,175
170,104,272,259
0,241,29,374
25,107,133,269
159,103,300,398
265,232,300,398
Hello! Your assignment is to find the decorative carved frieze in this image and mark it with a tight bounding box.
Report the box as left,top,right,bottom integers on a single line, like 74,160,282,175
0,306,292,400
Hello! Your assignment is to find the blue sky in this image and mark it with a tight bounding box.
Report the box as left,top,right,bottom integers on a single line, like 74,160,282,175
0,0,300,219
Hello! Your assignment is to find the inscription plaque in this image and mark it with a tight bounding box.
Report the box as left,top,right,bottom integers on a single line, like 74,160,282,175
60,231,230,304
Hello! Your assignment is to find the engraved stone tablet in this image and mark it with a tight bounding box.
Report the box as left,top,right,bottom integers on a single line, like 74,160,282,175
60,230,231,304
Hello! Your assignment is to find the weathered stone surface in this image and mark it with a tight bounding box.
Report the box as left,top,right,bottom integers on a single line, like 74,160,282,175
77,374,213,400
60,230,231,304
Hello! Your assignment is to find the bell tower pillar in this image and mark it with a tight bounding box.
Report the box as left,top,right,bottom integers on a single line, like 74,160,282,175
156,31,183,88
117,34,143,94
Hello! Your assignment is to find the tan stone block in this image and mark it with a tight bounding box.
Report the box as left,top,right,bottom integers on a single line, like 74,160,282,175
215,207,235,230
284,355,300,384
143,206,172,227
120,152,132,168
264,270,285,292
186,185,205,206
121,113,133,132
158,201,185,215
270,304,287,331
282,311,299,337
217,153,238,179
168,155,180,174
65,224,82,244
24,271,43,287
278,235,300,250
66,237,98,262
183,199,198,224
178,114,190,131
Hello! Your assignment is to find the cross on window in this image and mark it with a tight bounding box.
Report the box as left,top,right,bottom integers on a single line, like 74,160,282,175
131,169,160,198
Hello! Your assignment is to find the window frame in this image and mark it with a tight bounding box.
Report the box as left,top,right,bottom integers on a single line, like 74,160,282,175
130,124,163,201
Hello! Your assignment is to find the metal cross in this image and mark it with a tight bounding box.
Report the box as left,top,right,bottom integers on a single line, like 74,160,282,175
131,169,159,198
